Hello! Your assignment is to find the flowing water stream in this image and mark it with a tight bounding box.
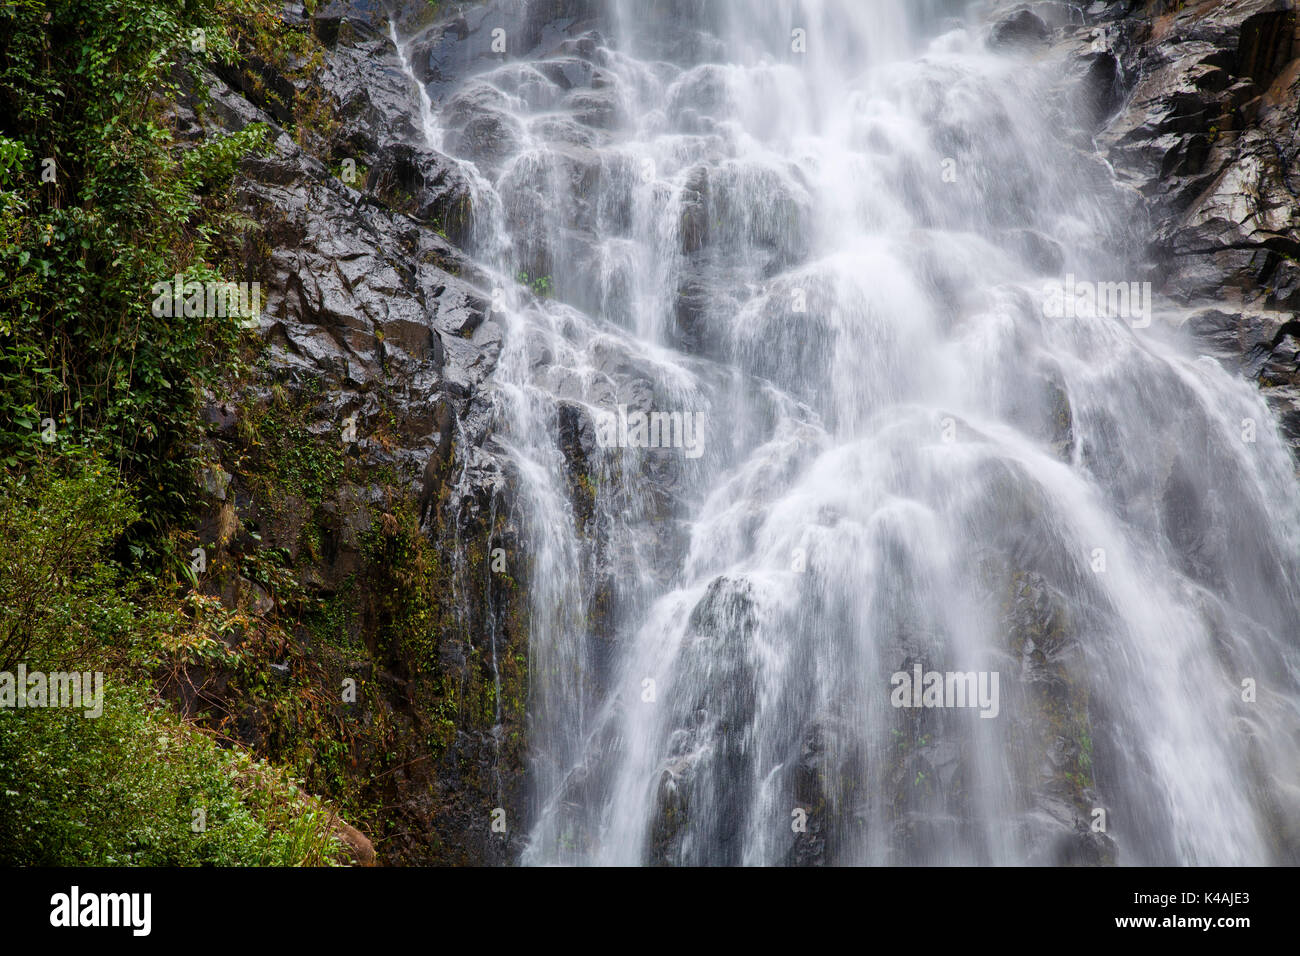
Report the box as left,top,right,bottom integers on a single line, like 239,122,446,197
391,0,1300,865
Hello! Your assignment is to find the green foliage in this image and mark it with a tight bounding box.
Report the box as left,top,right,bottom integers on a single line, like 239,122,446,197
0,135,30,188
265,421,345,506
0,682,344,866
0,1,362,865
308,583,361,651
517,270,554,299
0,457,346,865
0,0,270,543
0,449,139,672
238,386,347,522
361,505,443,669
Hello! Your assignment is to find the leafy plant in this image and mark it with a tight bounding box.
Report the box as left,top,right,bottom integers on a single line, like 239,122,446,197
517,270,554,298
0,0,269,549
0,449,138,672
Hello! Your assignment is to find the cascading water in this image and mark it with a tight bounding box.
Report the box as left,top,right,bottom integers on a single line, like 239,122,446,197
389,18,443,149
391,0,1300,864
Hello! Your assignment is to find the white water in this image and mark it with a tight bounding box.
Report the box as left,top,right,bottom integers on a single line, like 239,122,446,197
389,18,443,149
391,0,1300,864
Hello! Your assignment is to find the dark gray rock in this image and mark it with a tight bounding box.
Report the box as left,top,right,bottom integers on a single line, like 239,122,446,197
366,142,474,244
990,9,1052,48
1087,0,1299,317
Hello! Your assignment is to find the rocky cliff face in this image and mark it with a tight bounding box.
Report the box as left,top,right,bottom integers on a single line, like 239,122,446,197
994,0,1299,436
180,0,1297,864
175,2,543,865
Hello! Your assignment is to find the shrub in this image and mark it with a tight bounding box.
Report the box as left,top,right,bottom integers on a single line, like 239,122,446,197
0,681,344,866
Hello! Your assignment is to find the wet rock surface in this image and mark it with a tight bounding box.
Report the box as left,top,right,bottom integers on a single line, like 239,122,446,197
1016,0,1300,434
181,1,535,865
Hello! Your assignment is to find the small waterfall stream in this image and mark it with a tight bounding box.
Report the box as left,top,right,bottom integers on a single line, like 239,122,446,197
390,0,1300,865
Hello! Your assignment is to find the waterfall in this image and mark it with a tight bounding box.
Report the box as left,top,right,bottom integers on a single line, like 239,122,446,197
388,18,443,149
391,0,1300,865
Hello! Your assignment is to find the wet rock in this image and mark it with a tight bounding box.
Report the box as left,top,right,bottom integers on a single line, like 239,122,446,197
366,142,473,243
405,0,608,99
990,9,1052,49
174,0,534,864
679,165,710,255
647,764,690,866
443,103,526,175
673,270,736,360
201,465,232,500
645,576,760,866
202,399,239,437
1088,0,1299,318
1001,228,1066,275
1049,825,1117,865
1004,365,1076,461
